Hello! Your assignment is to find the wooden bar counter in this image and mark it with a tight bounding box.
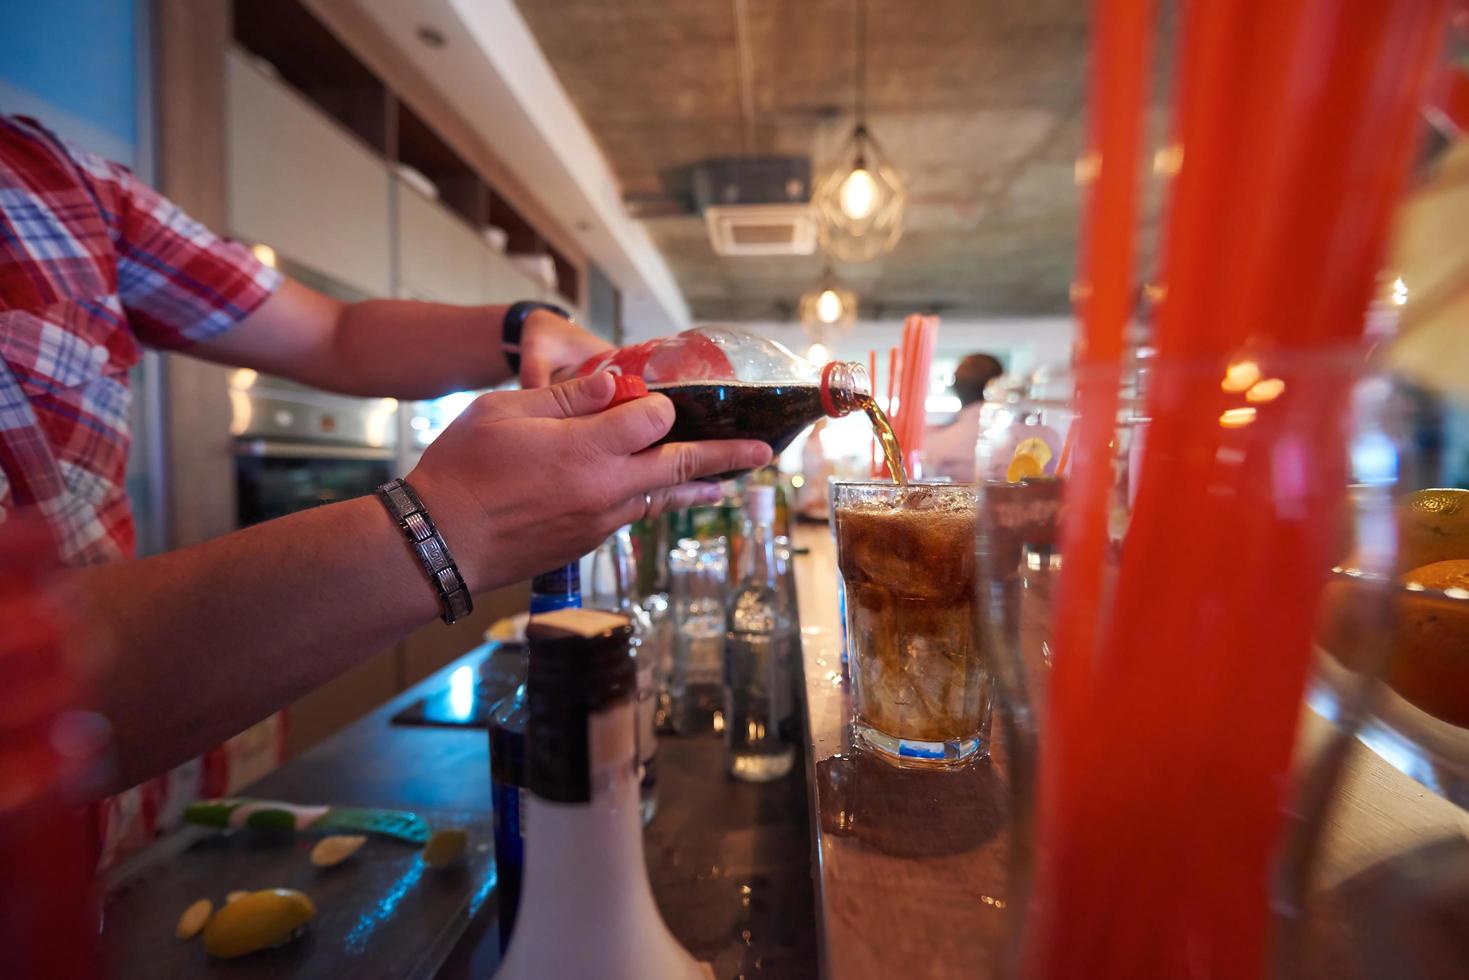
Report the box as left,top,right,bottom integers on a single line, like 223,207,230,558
788,524,1469,980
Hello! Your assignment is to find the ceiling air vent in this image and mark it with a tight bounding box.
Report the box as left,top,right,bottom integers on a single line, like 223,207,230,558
689,157,815,257
704,204,818,257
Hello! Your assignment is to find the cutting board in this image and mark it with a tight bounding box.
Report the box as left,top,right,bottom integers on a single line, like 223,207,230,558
101,809,494,979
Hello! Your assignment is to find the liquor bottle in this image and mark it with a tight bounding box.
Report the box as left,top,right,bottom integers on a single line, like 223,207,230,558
566,326,876,476
723,485,796,782
496,609,703,980
489,563,584,950
773,532,804,744
487,667,527,954
632,515,676,725
529,562,581,614
605,526,661,824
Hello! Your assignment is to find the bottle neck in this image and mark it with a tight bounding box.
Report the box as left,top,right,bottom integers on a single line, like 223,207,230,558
738,516,780,587
819,360,872,417
609,526,639,615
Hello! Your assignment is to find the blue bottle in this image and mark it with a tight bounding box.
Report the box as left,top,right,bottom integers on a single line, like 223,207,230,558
530,563,582,614
488,676,527,954
490,563,582,951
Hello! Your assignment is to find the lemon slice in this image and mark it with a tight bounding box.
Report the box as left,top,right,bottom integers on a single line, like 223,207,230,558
1014,438,1053,467
1007,454,1044,482
486,613,529,645
176,898,212,940
202,889,315,959
1006,438,1053,482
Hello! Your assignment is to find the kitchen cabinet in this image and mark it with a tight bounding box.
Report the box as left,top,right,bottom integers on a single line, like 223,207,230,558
479,245,546,305
396,177,486,304
224,48,392,297
397,177,563,309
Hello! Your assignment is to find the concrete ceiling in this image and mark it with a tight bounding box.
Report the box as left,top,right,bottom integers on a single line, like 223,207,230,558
513,0,1100,322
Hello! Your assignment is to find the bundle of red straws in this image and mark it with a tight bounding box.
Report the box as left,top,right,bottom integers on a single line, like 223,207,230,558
870,314,939,480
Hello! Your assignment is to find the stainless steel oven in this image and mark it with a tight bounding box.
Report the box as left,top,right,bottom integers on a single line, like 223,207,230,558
227,255,404,528
231,376,399,527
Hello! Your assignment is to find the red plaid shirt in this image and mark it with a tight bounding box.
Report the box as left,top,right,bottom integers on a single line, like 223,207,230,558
0,115,279,565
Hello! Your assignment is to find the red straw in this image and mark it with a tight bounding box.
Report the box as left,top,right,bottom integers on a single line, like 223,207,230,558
911,316,940,467
1054,421,1076,477
901,316,936,471
897,315,923,469
1028,1,1452,977
1025,0,1159,968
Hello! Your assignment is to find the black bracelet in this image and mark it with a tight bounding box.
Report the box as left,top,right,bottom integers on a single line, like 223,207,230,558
502,300,573,376
375,479,473,625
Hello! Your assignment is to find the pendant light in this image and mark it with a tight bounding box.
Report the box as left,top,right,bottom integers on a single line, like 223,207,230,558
799,270,858,336
813,0,906,262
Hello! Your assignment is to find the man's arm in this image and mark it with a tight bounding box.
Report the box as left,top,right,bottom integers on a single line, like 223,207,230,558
75,374,770,792
188,278,610,398
80,494,437,791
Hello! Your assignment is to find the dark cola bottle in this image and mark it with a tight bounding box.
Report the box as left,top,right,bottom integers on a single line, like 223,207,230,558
568,326,874,476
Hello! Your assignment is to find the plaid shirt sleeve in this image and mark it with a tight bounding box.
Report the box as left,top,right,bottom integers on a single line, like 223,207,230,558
70,149,281,350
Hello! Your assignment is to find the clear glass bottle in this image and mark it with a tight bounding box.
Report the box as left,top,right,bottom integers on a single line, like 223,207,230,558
723,485,797,782
773,532,804,743
668,534,729,734
496,610,703,980
605,525,660,824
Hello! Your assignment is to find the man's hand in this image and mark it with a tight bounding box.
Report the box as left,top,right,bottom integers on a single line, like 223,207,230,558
409,372,770,590
517,308,613,389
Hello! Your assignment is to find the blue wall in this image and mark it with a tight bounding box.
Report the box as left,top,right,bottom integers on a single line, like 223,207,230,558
0,0,140,165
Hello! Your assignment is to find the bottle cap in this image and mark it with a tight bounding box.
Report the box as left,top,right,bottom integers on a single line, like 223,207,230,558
526,609,633,692
746,485,776,526
607,374,649,407
820,360,870,417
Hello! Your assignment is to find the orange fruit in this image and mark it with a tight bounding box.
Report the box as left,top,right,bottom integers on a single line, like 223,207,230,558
1314,558,1469,727
1386,560,1469,727
1395,488,1469,573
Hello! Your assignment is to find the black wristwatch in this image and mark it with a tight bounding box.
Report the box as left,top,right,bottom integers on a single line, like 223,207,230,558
502,300,573,375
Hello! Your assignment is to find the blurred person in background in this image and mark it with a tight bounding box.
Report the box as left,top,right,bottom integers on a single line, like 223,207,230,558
0,114,772,861
925,353,1004,483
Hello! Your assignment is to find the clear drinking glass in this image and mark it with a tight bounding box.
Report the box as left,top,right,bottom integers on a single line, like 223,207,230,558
832,481,991,765
977,350,1469,979
667,535,729,734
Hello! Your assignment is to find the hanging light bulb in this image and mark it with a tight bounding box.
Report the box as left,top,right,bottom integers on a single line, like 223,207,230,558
816,287,845,324
814,136,905,261
838,166,878,220
812,0,905,262
800,276,858,337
